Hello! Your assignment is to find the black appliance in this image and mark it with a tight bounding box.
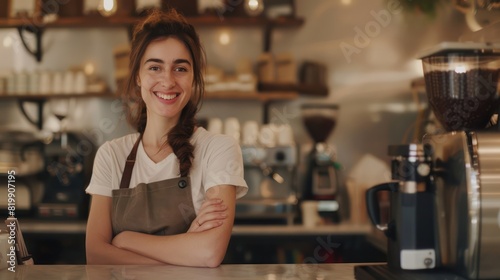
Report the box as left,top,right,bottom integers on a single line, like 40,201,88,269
358,42,500,279
37,132,96,220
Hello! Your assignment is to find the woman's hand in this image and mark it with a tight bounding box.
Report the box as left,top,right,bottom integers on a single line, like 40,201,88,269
188,198,227,233
112,231,128,249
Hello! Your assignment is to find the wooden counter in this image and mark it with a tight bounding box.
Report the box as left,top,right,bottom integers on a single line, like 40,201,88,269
19,219,371,235
0,263,370,280
18,222,382,265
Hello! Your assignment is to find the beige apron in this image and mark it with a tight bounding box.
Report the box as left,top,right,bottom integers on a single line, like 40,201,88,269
111,135,196,236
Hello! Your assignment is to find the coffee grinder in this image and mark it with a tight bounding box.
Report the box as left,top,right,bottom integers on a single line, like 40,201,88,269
301,104,348,224
358,42,500,279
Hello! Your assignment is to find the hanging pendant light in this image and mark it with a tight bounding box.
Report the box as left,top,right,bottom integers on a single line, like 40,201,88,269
244,0,264,17
98,0,118,17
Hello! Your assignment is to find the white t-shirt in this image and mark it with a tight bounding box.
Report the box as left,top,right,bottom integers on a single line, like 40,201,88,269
85,127,248,214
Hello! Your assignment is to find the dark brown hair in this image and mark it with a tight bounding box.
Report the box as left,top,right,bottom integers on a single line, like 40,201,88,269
124,8,206,177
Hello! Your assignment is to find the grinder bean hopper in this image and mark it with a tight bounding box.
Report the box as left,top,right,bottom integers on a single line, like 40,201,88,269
422,42,500,131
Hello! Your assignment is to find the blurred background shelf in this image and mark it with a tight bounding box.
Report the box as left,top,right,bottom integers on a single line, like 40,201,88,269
1,91,297,102
0,16,304,29
258,83,329,97
205,91,299,101
0,92,115,100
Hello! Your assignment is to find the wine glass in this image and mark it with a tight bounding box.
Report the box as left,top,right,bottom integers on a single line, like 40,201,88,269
48,98,75,149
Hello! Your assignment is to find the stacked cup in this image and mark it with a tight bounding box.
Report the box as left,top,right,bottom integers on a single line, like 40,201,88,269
208,117,294,148
4,70,88,95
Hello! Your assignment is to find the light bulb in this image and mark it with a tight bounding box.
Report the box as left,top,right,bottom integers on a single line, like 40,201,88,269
219,31,230,45
454,65,467,74
245,0,264,17
98,0,118,17
84,62,95,76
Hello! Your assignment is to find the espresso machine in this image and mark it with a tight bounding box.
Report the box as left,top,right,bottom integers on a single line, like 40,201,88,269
36,131,96,220
357,42,500,279
301,104,349,224
236,144,298,225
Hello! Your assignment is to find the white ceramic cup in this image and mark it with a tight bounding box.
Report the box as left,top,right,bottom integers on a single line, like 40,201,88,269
52,72,63,94
5,73,15,95
301,201,321,228
242,121,259,146
28,71,39,95
39,71,52,94
63,71,75,94
15,71,28,94
259,124,276,147
74,71,87,94
224,117,241,142
207,118,223,134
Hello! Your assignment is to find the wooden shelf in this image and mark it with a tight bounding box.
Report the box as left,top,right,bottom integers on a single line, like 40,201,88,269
0,15,303,61
258,83,329,97
1,91,297,102
190,16,304,28
0,92,115,100
205,91,298,102
0,16,304,29
2,90,296,128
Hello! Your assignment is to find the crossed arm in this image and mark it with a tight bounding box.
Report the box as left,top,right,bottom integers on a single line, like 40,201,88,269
85,185,236,267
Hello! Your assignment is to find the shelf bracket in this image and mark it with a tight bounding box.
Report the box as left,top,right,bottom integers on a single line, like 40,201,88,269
263,24,273,53
17,25,43,62
263,100,271,124
18,99,45,130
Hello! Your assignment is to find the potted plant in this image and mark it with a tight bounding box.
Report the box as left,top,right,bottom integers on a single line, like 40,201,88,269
398,0,445,17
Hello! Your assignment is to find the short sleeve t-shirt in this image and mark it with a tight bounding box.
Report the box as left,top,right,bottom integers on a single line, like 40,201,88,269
85,127,248,214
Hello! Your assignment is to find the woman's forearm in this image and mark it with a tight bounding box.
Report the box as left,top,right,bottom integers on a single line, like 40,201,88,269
112,230,229,267
86,240,163,265
113,185,236,267
86,194,162,265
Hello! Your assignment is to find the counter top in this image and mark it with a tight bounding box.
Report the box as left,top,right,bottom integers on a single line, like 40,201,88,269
231,224,371,236
0,263,373,280
18,219,372,236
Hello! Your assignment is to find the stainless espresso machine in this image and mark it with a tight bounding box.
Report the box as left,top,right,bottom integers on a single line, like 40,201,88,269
358,42,500,280
236,144,298,225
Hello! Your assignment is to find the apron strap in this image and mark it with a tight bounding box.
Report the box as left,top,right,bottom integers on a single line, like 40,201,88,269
118,134,142,189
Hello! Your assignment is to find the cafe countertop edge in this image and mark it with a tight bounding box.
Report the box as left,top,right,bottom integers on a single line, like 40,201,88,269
18,220,372,235
0,263,381,280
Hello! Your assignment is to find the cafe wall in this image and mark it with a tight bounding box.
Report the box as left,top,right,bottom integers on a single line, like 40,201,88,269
0,0,470,178
269,0,469,175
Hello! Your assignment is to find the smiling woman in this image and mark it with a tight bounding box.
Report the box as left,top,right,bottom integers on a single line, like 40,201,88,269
84,8,248,267
138,38,194,122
